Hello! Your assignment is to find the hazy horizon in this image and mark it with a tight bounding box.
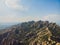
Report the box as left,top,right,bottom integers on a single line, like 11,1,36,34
0,0,60,23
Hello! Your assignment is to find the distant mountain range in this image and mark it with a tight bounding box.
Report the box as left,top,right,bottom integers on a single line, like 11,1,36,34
0,20,60,45
0,25,8,29
0,23,19,30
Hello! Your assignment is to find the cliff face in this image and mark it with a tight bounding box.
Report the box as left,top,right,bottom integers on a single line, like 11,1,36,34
0,21,60,45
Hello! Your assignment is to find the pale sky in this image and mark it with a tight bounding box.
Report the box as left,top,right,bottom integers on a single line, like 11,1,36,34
0,0,60,24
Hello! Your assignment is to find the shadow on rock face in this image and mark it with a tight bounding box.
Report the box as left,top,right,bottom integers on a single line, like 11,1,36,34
12,41,26,45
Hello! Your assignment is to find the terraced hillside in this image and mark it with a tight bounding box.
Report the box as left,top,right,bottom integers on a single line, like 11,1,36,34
0,20,60,45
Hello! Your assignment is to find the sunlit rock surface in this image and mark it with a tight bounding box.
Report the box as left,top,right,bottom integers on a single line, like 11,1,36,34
0,20,60,45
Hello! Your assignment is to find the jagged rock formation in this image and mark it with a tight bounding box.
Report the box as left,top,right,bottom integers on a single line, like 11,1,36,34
0,20,60,45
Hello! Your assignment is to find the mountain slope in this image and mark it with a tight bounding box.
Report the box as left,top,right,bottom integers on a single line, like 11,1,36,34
0,20,60,45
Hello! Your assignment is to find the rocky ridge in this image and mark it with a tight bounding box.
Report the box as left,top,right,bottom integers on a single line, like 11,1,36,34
0,20,60,45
